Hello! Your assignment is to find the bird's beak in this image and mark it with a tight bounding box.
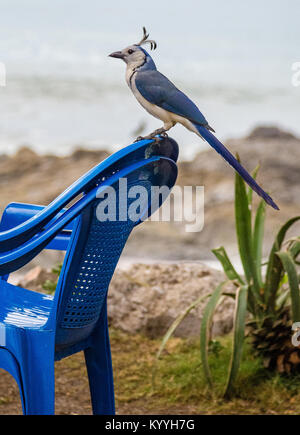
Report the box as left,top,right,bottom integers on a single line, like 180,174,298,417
108,51,125,59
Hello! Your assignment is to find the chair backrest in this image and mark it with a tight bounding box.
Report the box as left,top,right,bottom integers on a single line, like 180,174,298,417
0,137,178,253
0,138,178,278
54,156,177,351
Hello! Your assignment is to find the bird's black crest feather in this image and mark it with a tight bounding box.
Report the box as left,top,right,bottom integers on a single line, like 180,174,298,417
136,27,157,50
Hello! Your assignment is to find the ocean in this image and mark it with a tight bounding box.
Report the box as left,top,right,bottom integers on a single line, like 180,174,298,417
0,0,299,160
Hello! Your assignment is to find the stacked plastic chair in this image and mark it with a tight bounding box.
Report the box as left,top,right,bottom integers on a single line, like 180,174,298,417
0,137,179,414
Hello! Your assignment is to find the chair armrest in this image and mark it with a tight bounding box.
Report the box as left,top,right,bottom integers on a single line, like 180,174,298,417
0,202,74,251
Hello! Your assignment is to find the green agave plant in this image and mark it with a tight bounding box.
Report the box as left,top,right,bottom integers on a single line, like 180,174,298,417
155,165,300,397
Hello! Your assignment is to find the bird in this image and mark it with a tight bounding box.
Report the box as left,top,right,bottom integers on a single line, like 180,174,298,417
109,27,279,210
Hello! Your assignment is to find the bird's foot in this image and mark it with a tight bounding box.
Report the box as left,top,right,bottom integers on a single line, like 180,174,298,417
160,131,169,138
134,136,145,142
134,129,168,143
134,135,158,143
153,128,168,138
134,134,160,143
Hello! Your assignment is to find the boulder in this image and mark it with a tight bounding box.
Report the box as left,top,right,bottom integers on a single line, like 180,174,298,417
108,263,235,338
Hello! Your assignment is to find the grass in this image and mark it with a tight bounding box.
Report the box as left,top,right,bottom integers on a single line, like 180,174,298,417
2,328,300,414
110,329,300,414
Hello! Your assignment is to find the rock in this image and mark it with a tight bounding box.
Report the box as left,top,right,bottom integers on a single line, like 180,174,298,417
108,263,235,338
247,125,297,141
18,265,58,292
70,148,109,162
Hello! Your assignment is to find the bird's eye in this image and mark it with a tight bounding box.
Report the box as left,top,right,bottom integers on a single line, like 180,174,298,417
128,49,134,54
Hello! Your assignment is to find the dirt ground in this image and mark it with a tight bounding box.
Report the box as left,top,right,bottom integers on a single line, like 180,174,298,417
0,331,197,415
0,354,195,415
2,328,300,415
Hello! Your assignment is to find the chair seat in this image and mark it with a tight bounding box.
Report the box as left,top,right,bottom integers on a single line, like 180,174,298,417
0,280,53,329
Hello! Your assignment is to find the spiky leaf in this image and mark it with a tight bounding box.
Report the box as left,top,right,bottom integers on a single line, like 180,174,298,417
212,247,244,285
200,281,228,387
252,200,266,287
224,284,248,398
265,217,300,311
276,251,300,323
235,172,261,298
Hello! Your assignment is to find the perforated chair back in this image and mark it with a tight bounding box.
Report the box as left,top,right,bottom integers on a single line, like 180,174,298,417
54,157,177,352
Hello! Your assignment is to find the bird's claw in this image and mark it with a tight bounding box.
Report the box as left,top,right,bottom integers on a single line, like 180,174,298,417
160,132,168,138
134,136,144,143
134,134,160,143
152,136,162,143
134,130,168,143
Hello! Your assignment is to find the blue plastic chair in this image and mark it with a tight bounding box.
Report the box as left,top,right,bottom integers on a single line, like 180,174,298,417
0,137,178,415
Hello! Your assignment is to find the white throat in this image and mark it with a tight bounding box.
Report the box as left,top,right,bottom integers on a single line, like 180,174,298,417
125,65,138,88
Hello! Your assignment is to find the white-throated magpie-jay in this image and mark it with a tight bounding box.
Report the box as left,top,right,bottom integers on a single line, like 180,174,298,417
109,28,278,210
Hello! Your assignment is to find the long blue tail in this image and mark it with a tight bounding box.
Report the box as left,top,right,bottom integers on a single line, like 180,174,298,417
195,124,279,210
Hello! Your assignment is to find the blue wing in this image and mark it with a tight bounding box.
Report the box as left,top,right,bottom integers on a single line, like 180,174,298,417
134,70,279,210
135,70,210,128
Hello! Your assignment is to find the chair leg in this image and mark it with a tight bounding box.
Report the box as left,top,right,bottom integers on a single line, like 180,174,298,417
0,348,26,414
20,333,55,415
84,303,115,415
